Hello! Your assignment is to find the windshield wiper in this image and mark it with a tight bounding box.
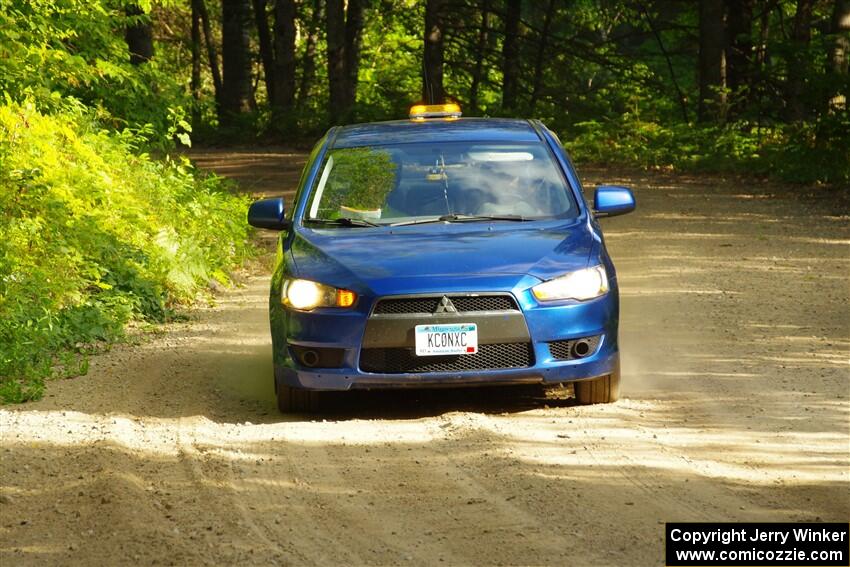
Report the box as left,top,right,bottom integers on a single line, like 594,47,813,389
305,217,380,228
390,213,530,227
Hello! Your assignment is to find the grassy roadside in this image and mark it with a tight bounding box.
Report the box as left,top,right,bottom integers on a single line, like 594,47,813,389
0,103,255,403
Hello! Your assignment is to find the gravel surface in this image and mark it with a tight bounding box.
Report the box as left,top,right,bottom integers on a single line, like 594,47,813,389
1,150,848,566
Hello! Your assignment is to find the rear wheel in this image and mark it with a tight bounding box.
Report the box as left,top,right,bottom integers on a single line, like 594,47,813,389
574,368,620,405
276,383,323,413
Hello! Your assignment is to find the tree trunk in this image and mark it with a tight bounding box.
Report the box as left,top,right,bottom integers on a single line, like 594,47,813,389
197,0,223,109
298,0,323,107
423,0,445,104
530,0,555,113
725,0,754,116
786,0,814,121
191,0,202,124
753,1,773,133
125,4,154,65
698,0,726,122
326,0,363,124
755,2,772,70
252,0,276,104
272,0,297,115
326,0,347,124
343,0,365,111
828,0,850,110
221,0,253,126
501,0,522,112
469,0,490,113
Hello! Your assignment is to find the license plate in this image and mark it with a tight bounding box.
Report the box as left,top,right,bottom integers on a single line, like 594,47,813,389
415,323,478,356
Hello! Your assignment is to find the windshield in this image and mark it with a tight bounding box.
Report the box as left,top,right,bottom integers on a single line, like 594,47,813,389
304,142,577,226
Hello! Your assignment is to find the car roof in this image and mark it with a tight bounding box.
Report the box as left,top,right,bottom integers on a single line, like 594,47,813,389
330,117,542,149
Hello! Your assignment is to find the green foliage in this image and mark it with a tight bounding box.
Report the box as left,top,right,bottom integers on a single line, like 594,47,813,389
357,1,423,123
563,112,850,184
0,1,252,403
0,0,192,150
0,102,253,402
765,114,850,184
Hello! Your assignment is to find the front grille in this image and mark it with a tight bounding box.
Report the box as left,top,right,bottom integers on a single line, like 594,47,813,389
374,295,518,315
374,297,439,314
548,335,602,360
450,296,517,312
360,342,534,374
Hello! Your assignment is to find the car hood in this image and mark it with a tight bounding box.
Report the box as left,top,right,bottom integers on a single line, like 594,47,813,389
289,221,596,292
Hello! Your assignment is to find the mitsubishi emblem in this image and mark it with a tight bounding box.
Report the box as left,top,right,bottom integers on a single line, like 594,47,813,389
434,296,457,314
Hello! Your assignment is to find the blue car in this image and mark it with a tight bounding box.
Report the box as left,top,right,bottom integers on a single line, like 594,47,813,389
248,104,635,412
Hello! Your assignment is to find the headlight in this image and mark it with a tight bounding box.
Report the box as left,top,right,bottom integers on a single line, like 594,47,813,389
532,266,609,302
282,278,357,310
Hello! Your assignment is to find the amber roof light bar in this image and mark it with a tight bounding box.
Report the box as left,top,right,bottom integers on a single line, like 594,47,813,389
409,103,462,120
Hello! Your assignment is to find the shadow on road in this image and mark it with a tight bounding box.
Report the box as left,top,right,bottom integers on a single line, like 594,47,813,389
296,384,579,422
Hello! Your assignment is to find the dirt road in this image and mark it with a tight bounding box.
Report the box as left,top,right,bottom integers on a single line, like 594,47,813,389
2,149,848,566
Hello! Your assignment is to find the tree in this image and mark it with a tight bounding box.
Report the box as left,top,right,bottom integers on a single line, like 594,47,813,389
221,0,253,126
639,3,689,122
344,0,365,111
298,0,323,106
786,0,814,121
698,0,727,121
272,0,297,117
252,0,276,104
501,0,522,112
828,0,850,110
529,0,556,113
725,0,754,115
752,0,773,123
423,0,446,103
125,4,154,65
252,0,296,122
196,0,223,111
326,0,364,124
191,0,202,123
327,0,347,122
469,0,491,113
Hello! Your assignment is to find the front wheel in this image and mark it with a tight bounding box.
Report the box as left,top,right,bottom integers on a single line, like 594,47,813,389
276,383,323,413
574,368,620,405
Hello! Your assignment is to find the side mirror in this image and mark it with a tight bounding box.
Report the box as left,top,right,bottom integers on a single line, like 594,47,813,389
247,198,290,230
593,185,635,218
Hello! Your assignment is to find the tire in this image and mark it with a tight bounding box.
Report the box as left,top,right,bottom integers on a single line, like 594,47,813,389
574,367,620,405
276,383,323,413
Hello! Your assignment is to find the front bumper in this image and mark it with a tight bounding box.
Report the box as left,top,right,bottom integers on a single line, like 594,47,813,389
275,348,619,390
271,279,620,391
